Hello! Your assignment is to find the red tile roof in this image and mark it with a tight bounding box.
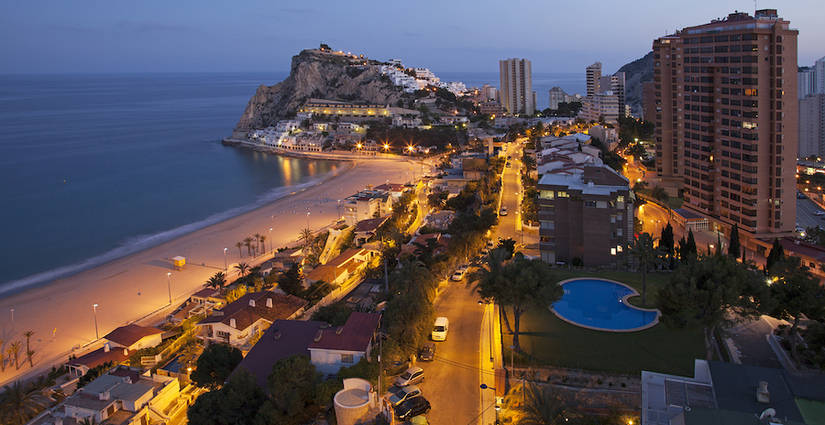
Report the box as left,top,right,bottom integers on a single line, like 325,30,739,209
354,216,389,233
198,292,307,331
103,324,163,348
69,345,129,369
191,288,221,299
308,312,381,352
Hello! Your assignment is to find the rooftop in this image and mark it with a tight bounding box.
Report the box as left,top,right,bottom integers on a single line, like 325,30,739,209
69,345,129,369
103,324,163,348
538,165,629,196
308,312,381,352
354,216,389,233
198,291,307,330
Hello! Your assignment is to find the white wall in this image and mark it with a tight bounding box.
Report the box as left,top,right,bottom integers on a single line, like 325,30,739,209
309,349,365,375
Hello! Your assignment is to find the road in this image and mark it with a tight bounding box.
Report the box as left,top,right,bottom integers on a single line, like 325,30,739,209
497,143,539,257
796,196,825,230
421,279,485,425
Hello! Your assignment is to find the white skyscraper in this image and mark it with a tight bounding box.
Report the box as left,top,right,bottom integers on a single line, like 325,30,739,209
816,57,825,94
499,58,534,115
799,67,815,99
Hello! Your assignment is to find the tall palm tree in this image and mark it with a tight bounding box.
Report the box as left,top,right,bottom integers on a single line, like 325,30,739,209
235,262,250,278
299,227,314,250
243,237,254,257
629,232,659,306
471,248,511,331
514,382,572,425
259,235,267,254
9,341,21,369
253,233,263,255
1,381,43,425
23,331,34,367
235,241,243,258
0,338,5,372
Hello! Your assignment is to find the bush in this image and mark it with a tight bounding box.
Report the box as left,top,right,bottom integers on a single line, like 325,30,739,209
311,302,353,327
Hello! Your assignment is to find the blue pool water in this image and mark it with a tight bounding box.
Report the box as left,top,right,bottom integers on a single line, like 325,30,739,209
551,279,659,332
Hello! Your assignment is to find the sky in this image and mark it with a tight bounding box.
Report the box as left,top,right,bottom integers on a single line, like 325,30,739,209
1,0,823,75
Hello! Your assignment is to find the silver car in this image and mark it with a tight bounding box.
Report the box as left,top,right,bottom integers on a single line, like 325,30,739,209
388,385,422,406
395,366,424,387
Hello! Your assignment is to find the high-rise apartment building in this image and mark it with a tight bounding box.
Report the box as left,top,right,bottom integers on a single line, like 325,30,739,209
799,94,825,158
548,86,566,110
499,58,534,115
586,62,602,97
599,73,626,113
652,9,798,238
816,56,825,94
799,66,815,99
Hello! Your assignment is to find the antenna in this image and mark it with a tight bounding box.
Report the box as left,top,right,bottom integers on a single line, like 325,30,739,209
754,0,757,12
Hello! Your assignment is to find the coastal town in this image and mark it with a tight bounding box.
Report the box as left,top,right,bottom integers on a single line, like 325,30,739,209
3,6,825,425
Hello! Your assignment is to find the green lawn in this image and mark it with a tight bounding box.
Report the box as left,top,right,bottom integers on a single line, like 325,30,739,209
502,270,705,376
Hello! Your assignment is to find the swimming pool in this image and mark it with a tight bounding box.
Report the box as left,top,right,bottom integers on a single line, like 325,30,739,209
551,278,660,332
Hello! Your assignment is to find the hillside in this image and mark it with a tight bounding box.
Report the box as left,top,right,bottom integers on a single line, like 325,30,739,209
232,49,405,136
617,51,654,116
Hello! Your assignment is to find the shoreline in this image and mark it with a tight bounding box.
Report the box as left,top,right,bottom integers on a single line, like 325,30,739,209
0,157,422,387
222,137,409,161
0,161,352,300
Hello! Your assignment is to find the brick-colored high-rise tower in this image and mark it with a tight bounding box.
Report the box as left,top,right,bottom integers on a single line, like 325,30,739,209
653,9,798,239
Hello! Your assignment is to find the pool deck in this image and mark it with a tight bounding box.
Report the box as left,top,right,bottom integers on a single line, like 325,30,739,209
550,277,661,333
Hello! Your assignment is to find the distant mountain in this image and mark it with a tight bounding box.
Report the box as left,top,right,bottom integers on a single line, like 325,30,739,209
618,51,654,116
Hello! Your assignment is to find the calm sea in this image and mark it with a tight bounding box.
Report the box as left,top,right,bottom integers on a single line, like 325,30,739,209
0,70,582,294
0,72,346,294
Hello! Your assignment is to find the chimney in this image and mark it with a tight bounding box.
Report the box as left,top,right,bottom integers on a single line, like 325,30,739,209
104,343,110,353
230,318,237,329
249,299,256,307
757,381,770,403
123,348,128,356
273,329,282,340
99,391,111,401
266,298,273,308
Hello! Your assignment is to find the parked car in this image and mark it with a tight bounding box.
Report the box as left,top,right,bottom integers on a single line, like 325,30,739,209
431,317,449,341
394,396,431,421
499,207,508,216
451,265,469,281
395,366,425,387
419,343,435,361
388,385,422,406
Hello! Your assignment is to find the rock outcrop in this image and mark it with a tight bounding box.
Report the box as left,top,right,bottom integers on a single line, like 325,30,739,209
617,51,654,116
233,49,405,135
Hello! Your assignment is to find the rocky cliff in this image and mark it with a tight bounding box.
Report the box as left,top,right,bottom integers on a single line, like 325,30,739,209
617,51,654,116
233,50,405,134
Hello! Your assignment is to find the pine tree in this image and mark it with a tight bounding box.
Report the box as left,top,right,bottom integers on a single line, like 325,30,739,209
766,238,785,272
728,224,741,259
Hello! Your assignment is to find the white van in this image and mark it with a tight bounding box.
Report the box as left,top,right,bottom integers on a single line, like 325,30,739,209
431,317,449,341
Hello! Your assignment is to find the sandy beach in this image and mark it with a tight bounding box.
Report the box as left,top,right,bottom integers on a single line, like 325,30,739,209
0,157,425,386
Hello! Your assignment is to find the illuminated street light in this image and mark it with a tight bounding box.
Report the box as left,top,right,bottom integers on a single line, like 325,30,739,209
223,247,228,272
166,272,172,305
92,303,99,339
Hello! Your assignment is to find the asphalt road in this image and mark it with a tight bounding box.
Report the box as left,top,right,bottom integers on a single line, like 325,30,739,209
419,279,484,425
796,197,825,230
497,143,539,256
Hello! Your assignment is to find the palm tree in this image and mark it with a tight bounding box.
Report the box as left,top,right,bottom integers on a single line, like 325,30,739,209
9,341,21,369
299,227,314,250
259,234,267,254
0,338,5,372
243,237,254,257
471,248,511,332
514,382,572,425
254,233,263,255
1,381,43,425
205,272,227,292
23,331,33,367
235,241,243,258
629,232,659,306
235,262,250,278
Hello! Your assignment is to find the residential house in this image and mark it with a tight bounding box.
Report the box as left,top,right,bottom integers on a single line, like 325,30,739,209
303,247,378,287
399,233,450,259
423,210,455,231
167,289,224,325
67,345,130,378
308,312,382,375
462,158,488,180
57,366,182,425
373,183,408,201
103,324,164,352
195,292,307,349
353,217,389,247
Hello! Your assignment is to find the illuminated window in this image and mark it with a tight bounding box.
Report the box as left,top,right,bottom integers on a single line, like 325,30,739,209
743,122,757,129
610,248,617,256
744,88,758,96
557,191,570,198
539,190,554,200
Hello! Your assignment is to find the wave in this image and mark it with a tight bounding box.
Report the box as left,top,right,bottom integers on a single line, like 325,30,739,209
0,168,339,298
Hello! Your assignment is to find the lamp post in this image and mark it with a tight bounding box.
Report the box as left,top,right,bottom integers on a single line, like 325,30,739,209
92,304,99,340
268,228,273,253
166,272,172,305
306,211,311,228
9,308,13,323
223,248,228,273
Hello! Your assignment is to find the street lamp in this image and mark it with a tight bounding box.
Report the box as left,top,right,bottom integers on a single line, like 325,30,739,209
166,272,172,305
9,308,13,323
223,247,228,272
268,228,273,252
92,304,99,339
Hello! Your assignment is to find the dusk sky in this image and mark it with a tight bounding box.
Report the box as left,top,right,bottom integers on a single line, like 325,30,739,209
2,0,823,76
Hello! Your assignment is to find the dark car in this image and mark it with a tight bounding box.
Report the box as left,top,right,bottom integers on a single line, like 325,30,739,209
394,396,431,421
419,343,435,361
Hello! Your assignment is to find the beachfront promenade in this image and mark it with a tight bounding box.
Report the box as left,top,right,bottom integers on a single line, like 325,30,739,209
0,158,428,387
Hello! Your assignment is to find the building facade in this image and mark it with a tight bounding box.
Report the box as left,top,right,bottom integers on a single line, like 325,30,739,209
586,62,602,97
537,165,634,267
816,56,825,94
799,66,815,99
652,9,798,239
499,58,534,115
799,94,825,158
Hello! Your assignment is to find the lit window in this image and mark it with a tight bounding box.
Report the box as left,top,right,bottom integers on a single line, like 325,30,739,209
610,248,617,256
341,354,354,363
617,245,623,253
540,190,555,200
557,191,569,198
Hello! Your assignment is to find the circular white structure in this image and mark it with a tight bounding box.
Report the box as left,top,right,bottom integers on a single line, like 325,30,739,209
334,378,376,425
